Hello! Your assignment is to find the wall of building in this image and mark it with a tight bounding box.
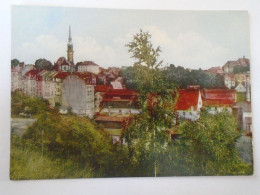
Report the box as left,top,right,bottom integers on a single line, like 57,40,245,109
62,75,94,118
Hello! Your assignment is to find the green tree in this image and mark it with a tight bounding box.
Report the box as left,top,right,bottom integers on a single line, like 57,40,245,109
35,58,53,70
175,110,253,175
233,65,250,74
11,59,20,68
119,66,138,89
123,30,177,176
164,64,225,89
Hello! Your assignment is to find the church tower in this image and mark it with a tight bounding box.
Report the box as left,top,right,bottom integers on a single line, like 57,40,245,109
67,25,74,64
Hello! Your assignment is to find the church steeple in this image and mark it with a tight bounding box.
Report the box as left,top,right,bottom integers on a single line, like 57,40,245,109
67,25,74,64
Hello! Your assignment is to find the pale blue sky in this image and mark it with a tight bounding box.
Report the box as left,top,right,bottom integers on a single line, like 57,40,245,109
11,6,250,69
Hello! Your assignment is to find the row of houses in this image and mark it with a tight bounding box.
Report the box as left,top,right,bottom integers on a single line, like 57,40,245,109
12,63,252,143
94,85,252,142
204,56,251,92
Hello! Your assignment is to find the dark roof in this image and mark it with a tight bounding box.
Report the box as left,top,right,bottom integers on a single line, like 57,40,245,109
76,61,99,66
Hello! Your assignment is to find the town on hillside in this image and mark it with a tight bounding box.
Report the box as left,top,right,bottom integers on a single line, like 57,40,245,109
11,27,252,143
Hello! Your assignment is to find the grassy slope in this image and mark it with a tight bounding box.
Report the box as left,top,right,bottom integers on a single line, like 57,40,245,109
10,137,94,180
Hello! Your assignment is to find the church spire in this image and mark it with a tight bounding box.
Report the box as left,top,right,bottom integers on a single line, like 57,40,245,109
68,25,72,43
67,25,74,64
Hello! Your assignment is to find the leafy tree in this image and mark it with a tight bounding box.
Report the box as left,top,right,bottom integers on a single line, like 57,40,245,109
22,112,129,177
35,58,53,70
174,110,253,175
11,59,20,68
119,66,138,89
233,65,250,74
164,64,225,89
123,30,177,176
11,90,50,117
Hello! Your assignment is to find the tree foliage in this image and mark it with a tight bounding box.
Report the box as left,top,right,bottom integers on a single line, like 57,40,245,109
123,30,177,176
11,90,50,117
11,59,20,68
35,58,53,70
120,64,225,91
233,65,250,74
174,110,253,175
126,30,175,104
165,64,225,88
12,91,129,177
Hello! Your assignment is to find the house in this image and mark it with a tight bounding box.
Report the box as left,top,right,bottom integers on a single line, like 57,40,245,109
53,57,75,72
97,72,108,85
11,65,23,92
235,82,246,93
76,61,100,74
94,85,112,112
175,88,202,121
224,74,236,89
201,89,236,114
95,89,140,143
53,72,71,106
222,56,250,74
95,115,129,143
20,64,35,76
62,74,95,118
24,69,44,97
40,71,59,107
101,89,140,115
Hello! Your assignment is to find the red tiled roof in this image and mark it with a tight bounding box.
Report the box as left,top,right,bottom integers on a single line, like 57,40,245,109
105,89,139,96
25,69,44,81
54,72,71,79
175,89,200,110
74,72,96,84
95,85,112,92
55,57,70,66
201,89,236,107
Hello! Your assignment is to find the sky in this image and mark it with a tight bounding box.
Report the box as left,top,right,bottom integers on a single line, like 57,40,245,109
11,6,250,69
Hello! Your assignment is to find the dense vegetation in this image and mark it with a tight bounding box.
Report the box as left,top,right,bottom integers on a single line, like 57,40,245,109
233,65,250,74
11,91,129,179
35,58,53,70
120,64,225,90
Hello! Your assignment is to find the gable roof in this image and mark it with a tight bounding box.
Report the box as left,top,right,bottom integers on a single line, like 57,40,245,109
175,89,200,111
201,89,236,107
24,69,44,81
54,72,71,79
95,85,112,92
105,89,139,96
53,57,73,70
